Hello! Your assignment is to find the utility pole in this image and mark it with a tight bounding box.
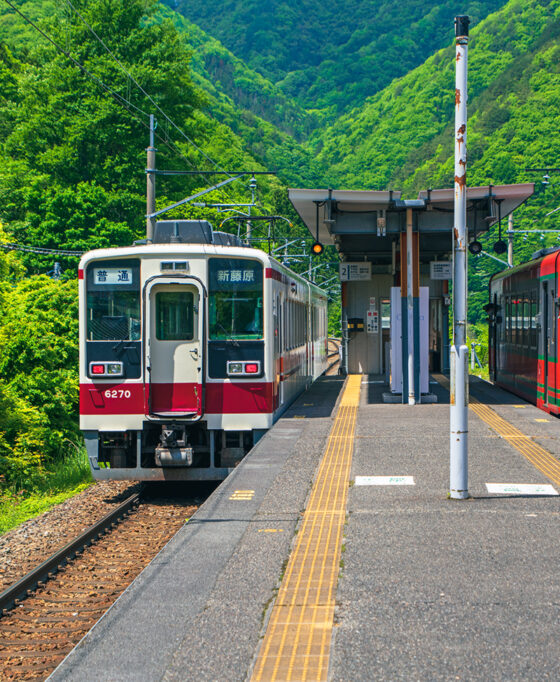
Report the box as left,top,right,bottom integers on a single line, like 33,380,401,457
507,213,514,267
450,15,470,500
146,114,157,241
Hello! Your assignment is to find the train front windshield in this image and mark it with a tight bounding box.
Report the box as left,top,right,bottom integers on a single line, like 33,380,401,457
209,258,263,340
86,260,141,341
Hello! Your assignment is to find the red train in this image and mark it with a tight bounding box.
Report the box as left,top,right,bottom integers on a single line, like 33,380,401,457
487,246,559,415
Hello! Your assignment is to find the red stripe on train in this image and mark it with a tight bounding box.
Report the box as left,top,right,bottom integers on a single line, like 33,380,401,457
265,268,287,283
79,382,274,415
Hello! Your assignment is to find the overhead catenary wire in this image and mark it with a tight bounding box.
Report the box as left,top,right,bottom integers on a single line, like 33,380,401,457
2,0,150,121
1,0,244,193
61,0,239,182
0,243,84,256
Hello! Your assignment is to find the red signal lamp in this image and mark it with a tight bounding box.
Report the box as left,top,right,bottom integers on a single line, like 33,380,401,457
311,241,324,256
244,363,259,374
91,364,105,375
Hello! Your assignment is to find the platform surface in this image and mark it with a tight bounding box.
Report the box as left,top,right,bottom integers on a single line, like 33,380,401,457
50,375,560,681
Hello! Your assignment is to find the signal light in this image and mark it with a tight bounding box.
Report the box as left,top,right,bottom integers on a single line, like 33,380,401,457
311,241,324,256
468,240,482,255
91,364,105,375
245,363,259,374
493,240,507,255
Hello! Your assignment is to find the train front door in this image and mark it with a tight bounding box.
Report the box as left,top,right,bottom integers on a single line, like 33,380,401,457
144,279,204,417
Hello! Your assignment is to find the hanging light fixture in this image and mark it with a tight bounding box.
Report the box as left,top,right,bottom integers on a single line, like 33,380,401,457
493,199,507,254
468,202,482,254
311,200,324,256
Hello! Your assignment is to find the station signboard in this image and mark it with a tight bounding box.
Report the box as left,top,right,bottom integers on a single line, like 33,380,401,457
430,261,452,280
339,262,371,281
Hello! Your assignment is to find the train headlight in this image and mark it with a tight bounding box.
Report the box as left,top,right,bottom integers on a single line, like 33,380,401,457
227,362,243,375
89,361,124,377
226,361,261,376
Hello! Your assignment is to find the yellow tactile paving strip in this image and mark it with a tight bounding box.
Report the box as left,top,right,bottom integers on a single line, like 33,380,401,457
251,374,362,682
433,374,560,487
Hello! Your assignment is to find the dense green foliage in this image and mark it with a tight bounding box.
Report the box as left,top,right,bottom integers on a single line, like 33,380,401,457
0,0,300,500
1,0,560,511
166,0,504,120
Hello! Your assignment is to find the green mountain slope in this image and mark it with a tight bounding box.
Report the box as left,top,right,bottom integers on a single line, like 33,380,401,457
312,0,560,192
307,0,560,321
166,0,504,118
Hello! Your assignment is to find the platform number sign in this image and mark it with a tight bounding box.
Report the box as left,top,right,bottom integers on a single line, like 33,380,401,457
339,262,371,281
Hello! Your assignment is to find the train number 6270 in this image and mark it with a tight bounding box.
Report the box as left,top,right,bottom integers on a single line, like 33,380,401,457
104,389,132,399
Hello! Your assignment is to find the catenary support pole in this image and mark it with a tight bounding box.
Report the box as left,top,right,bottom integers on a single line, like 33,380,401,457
450,16,470,500
146,114,157,241
406,207,415,405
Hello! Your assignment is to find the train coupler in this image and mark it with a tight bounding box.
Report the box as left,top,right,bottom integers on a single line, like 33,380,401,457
155,426,194,467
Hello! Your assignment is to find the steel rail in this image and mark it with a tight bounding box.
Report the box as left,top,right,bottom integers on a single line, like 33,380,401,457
0,492,141,616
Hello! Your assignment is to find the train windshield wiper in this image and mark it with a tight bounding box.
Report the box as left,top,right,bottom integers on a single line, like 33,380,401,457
214,322,239,347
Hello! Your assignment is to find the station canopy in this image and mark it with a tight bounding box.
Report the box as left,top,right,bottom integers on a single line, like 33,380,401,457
289,184,534,265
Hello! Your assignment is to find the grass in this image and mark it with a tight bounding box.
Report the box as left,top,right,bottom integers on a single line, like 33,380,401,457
0,448,93,534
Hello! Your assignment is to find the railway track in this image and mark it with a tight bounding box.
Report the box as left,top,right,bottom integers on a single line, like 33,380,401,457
326,337,341,375
0,487,203,681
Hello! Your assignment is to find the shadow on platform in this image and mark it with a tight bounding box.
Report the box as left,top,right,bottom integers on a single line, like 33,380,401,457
284,375,346,419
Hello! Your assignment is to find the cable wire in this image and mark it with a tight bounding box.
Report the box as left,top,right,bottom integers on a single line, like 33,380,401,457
0,243,84,256
2,0,151,120
2,0,219,185
62,0,235,179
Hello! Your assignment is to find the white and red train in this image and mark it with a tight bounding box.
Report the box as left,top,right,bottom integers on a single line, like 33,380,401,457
79,220,328,480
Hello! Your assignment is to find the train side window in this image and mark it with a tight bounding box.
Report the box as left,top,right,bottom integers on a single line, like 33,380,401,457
505,297,510,343
530,294,538,349
514,297,520,346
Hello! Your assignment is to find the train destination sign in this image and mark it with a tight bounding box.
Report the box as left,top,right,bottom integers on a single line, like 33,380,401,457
94,268,133,285
216,269,255,283
486,483,558,495
339,262,371,281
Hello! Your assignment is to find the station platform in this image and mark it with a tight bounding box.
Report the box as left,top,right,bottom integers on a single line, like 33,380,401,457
50,374,560,681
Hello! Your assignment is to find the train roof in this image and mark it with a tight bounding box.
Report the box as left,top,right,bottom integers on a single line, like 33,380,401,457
79,244,328,298
489,246,560,284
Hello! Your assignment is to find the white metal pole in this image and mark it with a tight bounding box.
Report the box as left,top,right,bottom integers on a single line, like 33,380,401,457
406,207,415,405
507,213,514,267
450,16,470,499
146,114,156,241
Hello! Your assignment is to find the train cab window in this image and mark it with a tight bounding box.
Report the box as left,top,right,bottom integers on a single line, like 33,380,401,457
86,260,140,341
209,258,263,340
155,291,194,341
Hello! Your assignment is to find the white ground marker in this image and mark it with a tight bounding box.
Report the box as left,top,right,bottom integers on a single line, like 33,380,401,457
486,483,558,495
355,476,415,486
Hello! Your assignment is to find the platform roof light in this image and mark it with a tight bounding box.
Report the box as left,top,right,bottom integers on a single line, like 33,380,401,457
468,240,482,255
